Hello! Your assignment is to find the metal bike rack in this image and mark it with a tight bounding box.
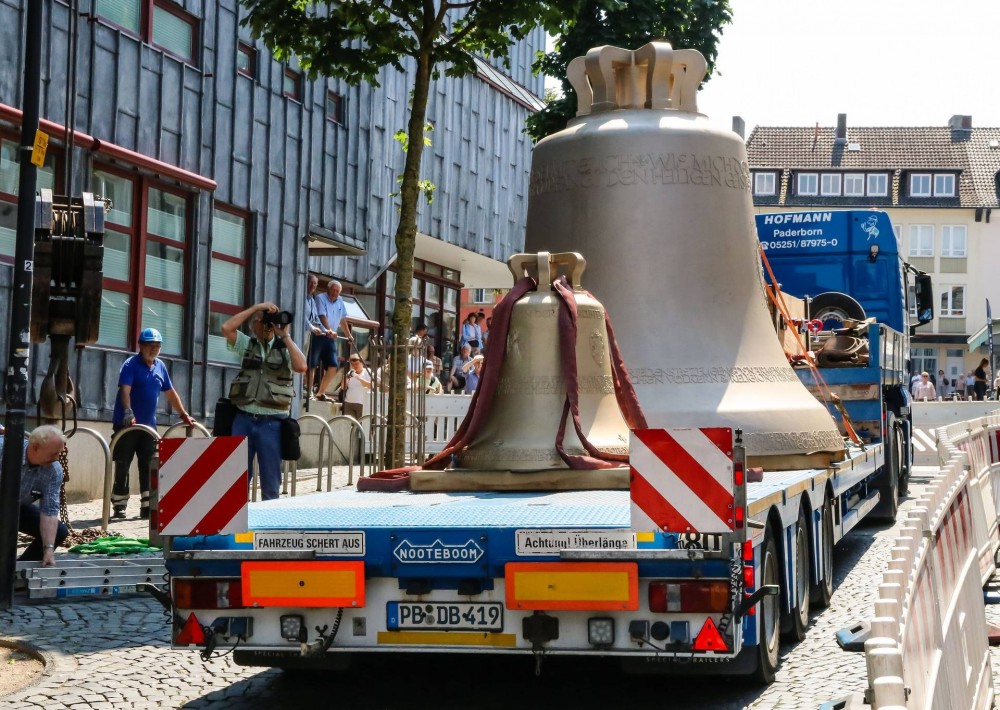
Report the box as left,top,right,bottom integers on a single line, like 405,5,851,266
161,421,211,439
65,427,112,532
286,413,336,496
327,415,365,486
359,413,385,478
106,424,160,531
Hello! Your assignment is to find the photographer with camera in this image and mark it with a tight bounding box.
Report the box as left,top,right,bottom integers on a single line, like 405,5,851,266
222,301,307,501
315,280,355,401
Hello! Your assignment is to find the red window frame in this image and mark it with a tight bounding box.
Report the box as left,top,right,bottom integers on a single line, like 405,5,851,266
93,0,199,68
284,68,303,101
93,163,192,352
237,42,256,78
326,91,344,124
209,204,249,318
148,0,199,66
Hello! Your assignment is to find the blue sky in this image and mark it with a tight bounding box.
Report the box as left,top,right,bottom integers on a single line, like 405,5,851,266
693,0,1000,132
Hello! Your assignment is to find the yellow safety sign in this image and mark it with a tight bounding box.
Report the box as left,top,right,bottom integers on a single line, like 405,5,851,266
30,130,48,167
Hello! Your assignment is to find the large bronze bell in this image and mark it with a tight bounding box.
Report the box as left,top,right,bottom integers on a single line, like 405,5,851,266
524,43,844,468
453,252,631,472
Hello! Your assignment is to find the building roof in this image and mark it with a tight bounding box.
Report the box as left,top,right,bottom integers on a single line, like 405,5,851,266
746,121,1000,208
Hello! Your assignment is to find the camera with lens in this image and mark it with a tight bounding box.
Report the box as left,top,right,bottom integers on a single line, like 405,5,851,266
262,310,294,327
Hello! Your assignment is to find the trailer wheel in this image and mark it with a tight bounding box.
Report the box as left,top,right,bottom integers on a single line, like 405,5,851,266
872,411,901,521
753,529,780,685
810,496,835,608
780,507,811,642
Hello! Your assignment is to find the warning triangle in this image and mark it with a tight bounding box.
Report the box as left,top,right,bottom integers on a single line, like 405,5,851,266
692,617,728,652
176,613,205,646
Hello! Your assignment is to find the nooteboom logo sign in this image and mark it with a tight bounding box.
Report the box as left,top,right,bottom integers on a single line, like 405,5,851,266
393,539,484,564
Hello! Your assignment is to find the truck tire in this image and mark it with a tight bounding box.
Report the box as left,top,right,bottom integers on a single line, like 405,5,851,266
753,529,781,685
781,507,811,642
810,496,835,608
809,292,866,325
872,411,901,521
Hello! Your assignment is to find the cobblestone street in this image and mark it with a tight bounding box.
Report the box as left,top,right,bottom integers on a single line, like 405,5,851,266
1,471,997,709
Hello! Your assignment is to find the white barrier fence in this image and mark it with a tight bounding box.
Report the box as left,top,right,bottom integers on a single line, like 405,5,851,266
862,413,1000,710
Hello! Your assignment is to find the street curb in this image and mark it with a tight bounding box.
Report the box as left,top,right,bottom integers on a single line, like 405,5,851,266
0,635,78,700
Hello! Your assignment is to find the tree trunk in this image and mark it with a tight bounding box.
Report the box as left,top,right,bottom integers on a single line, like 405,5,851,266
386,50,433,469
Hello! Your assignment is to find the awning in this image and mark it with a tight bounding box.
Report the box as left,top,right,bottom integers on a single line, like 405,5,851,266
967,323,999,351
306,224,366,257
414,232,512,288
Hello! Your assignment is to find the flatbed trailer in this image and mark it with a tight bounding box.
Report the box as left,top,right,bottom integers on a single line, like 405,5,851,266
165,438,885,682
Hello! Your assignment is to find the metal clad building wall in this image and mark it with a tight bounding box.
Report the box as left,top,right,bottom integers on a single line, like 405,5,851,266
0,0,541,420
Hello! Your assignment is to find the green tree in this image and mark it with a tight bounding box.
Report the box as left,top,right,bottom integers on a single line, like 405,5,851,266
527,0,732,142
240,0,579,467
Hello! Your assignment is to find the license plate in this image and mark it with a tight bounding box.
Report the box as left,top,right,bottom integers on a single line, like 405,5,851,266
387,602,504,631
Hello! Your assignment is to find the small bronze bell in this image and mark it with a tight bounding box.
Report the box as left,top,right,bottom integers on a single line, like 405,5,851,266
453,252,631,472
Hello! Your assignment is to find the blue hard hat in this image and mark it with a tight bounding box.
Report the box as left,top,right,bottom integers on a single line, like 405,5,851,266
138,327,163,344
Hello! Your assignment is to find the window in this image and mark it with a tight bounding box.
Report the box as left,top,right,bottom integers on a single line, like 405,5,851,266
93,167,191,353
151,2,196,64
820,173,841,196
753,172,775,196
471,288,490,304
844,173,864,196
910,173,931,197
237,42,256,78
326,91,344,124
867,173,888,196
934,174,955,197
908,225,934,257
910,347,937,376
0,135,57,260
208,207,248,363
940,286,965,317
941,225,967,257
95,0,198,66
797,173,818,196
283,68,302,101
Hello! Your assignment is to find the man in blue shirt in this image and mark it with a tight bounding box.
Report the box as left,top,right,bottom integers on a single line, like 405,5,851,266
111,328,195,520
316,280,355,400
0,425,68,566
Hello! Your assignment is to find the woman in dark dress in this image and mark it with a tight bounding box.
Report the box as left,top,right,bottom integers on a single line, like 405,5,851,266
974,358,990,401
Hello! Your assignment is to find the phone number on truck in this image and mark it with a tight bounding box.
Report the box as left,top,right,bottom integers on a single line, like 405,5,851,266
761,238,838,250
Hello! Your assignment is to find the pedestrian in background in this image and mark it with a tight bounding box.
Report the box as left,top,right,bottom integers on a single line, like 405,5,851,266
966,371,975,399
111,328,195,520
449,343,473,393
0,425,68,565
222,302,307,501
421,361,443,395
340,354,372,420
304,274,325,399
462,354,484,394
316,280,354,401
460,313,481,350
974,358,989,401
427,344,443,381
912,372,936,401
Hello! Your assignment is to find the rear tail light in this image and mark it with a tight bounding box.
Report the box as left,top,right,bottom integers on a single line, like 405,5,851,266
174,579,244,609
648,581,729,613
733,462,744,487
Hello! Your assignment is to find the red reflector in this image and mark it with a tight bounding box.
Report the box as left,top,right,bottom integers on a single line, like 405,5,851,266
176,613,205,646
734,462,744,487
648,582,668,613
745,593,756,616
734,507,745,529
742,540,754,562
692,617,728,652
743,565,754,588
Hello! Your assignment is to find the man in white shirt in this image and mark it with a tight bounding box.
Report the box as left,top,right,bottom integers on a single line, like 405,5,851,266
912,372,936,401
316,280,355,399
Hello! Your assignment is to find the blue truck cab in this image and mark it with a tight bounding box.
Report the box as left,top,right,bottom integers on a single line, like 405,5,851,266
756,209,934,518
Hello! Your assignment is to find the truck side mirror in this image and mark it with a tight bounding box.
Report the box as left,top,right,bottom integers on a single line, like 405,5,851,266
914,273,934,325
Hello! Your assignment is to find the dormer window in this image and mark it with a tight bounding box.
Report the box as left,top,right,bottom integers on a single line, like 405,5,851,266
934,174,955,196
797,173,818,196
754,172,775,196
910,172,955,198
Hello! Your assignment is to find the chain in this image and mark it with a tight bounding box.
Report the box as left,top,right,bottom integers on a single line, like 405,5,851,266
58,447,73,533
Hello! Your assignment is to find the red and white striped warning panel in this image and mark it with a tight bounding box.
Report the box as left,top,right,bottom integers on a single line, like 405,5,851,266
630,428,734,533
158,437,249,536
